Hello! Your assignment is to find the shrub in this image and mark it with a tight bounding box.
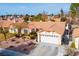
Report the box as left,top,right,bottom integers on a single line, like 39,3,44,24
61,17,67,22
0,34,5,41
70,41,76,49
67,47,75,56
15,33,22,38
0,33,15,41
29,31,37,40
6,33,15,39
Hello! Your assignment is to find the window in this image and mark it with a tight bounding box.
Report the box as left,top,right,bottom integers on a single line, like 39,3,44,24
14,29,16,32
24,30,28,33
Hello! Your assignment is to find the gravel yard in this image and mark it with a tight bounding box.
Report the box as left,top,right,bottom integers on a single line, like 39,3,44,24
0,37,36,55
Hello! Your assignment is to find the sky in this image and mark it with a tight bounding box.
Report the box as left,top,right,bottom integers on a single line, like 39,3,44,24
0,3,71,15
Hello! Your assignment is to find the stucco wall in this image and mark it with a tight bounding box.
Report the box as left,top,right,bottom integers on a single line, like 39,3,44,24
9,28,18,33
74,37,79,49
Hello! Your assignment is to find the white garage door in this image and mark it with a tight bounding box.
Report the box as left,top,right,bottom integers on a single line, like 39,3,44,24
40,34,60,44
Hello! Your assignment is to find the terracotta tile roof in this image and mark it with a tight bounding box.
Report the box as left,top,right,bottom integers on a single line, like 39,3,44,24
0,20,13,28
12,22,28,28
72,28,79,38
20,22,28,28
15,18,24,23
0,19,24,28
28,22,65,35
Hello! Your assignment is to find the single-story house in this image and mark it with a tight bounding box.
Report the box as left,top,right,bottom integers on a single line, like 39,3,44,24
9,22,29,34
9,24,18,34
0,19,27,34
0,20,14,33
28,22,65,45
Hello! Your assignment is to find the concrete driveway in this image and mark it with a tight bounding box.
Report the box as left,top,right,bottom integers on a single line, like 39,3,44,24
28,43,59,56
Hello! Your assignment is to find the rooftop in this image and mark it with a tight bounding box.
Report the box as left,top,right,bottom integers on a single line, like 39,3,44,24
72,28,79,38
28,22,66,35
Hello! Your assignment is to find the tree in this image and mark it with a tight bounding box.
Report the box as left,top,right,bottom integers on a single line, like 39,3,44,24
60,8,64,17
32,13,44,21
70,3,79,18
29,29,37,40
51,13,54,16
0,27,8,40
14,23,22,37
24,16,29,23
36,13,43,21
24,14,30,23
70,41,76,49
60,8,67,22
61,16,67,22
0,21,8,41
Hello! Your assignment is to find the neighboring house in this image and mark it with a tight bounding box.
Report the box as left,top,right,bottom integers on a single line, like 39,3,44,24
9,22,28,34
72,28,79,49
20,22,30,34
0,18,25,34
48,15,61,22
9,24,18,34
0,20,13,33
0,20,13,28
0,20,18,33
9,17,25,34
28,22,65,45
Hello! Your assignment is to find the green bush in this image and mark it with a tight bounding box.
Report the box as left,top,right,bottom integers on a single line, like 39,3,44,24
61,17,67,22
70,41,76,49
6,33,15,39
0,33,16,41
29,31,37,39
0,34,5,41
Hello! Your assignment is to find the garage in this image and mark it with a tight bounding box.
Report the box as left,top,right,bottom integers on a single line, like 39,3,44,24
75,37,79,49
37,32,61,45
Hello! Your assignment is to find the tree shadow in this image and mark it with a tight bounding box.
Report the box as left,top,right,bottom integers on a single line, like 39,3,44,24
5,41,36,55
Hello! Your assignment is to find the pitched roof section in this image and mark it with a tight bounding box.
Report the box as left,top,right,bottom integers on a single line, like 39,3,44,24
72,28,79,38
28,22,66,35
12,22,28,28
0,20,13,28
0,19,24,28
